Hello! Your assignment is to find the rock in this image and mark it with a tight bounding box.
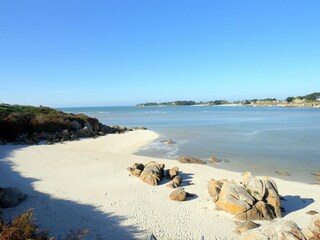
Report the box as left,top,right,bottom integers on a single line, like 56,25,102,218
263,176,282,218
243,172,266,201
139,162,165,185
98,131,105,136
166,167,179,179
216,182,255,215
208,155,221,163
61,129,70,140
169,187,187,201
161,139,174,144
132,127,147,130
0,187,27,208
243,220,306,240
127,163,145,177
208,174,281,221
306,210,319,215
167,176,182,188
207,179,224,202
275,170,291,176
235,201,275,221
71,120,81,130
177,156,205,164
47,141,54,145
233,221,259,234
311,172,320,177
79,126,93,137
307,213,320,238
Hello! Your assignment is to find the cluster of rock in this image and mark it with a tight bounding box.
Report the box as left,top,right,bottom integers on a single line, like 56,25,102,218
0,187,27,219
208,172,282,221
127,162,190,201
242,214,320,240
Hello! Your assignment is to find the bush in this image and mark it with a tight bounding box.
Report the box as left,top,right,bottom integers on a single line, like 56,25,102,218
0,209,88,240
0,209,50,240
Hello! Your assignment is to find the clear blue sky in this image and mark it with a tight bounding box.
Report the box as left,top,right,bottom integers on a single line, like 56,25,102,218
1,0,320,107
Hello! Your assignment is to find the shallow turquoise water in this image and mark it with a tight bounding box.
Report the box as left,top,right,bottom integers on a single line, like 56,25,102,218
60,106,320,183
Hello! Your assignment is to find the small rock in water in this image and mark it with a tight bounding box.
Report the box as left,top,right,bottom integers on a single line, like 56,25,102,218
177,156,206,164
311,171,320,176
208,155,221,163
306,210,319,215
161,139,174,144
275,170,291,176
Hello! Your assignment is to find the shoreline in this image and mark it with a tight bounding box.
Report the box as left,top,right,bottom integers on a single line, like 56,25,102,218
0,130,319,239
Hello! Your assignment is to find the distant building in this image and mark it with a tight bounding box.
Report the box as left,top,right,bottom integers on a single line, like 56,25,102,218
316,97,320,101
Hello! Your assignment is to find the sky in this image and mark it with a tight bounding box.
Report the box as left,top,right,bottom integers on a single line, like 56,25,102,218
0,0,320,107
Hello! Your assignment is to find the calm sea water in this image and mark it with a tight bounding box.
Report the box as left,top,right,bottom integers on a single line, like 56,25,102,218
60,106,320,184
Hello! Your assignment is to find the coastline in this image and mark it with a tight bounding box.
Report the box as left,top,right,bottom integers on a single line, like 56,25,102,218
0,130,319,239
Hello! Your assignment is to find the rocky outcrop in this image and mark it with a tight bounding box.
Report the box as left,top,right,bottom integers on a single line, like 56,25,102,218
139,162,165,186
177,156,205,164
0,187,27,208
242,220,306,240
208,172,282,221
0,104,137,144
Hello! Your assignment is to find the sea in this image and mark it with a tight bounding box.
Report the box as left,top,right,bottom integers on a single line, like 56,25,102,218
60,106,320,184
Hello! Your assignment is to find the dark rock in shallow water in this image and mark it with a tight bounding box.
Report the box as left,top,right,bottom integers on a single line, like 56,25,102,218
161,139,174,144
177,156,206,164
275,170,291,176
208,155,221,163
0,187,27,208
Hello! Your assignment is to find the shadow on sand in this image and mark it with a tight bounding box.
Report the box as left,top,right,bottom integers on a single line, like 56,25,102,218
281,195,314,216
0,144,143,240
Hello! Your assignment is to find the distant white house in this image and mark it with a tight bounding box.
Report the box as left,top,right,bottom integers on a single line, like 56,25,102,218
316,96,320,101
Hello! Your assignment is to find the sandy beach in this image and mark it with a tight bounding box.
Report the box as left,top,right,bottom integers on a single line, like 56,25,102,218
0,130,319,239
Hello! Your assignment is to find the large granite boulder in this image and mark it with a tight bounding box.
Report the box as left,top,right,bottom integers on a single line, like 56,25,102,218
243,172,266,201
207,179,224,202
139,161,165,185
216,182,255,214
177,156,205,164
235,200,275,221
263,176,282,218
242,220,306,240
208,173,282,221
0,187,27,208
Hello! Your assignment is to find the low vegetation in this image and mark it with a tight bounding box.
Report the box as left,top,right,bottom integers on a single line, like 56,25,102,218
136,92,320,107
0,209,88,240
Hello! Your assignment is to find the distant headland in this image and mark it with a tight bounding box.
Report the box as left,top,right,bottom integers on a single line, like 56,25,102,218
136,92,320,108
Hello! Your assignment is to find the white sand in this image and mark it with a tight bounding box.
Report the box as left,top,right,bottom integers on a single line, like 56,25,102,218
0,130,319,240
